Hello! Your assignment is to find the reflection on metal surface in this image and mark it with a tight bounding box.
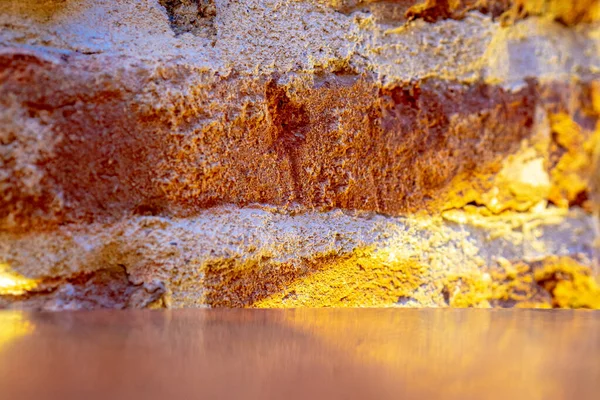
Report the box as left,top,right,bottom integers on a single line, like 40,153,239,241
0,311,34,351
0,309,598,399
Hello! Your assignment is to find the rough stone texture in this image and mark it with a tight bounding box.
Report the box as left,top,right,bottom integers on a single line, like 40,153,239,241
0,206,596,309
0,53,546,230
1,0,599,308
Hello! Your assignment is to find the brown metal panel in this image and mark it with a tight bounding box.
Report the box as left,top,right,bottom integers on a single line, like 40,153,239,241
0,309,599,399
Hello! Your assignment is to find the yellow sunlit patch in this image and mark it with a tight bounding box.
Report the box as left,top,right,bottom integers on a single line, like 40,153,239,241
0,263,39,296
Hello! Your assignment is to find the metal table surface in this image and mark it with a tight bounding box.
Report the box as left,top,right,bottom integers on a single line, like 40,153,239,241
0,309,599,400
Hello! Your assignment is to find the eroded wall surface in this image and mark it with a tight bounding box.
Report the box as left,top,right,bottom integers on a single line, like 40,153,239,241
1,0,599,309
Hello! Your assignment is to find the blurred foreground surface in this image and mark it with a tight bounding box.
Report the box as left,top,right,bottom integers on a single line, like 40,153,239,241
0,309,599,400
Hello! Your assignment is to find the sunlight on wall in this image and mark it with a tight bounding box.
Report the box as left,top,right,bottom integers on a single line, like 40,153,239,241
0,263,39,296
